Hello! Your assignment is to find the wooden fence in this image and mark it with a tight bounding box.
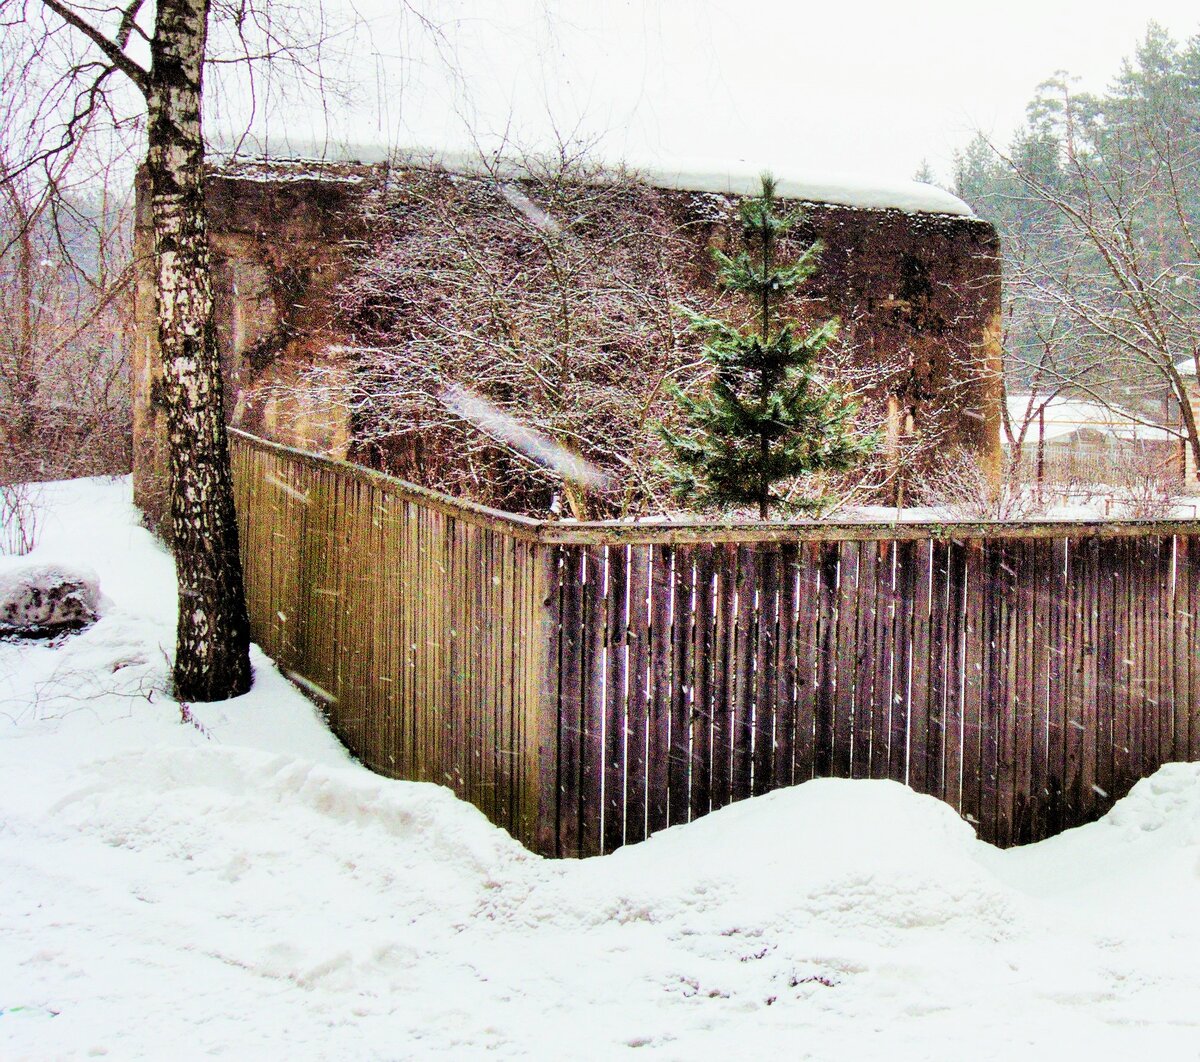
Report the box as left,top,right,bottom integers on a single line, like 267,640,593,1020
230,430,1200,857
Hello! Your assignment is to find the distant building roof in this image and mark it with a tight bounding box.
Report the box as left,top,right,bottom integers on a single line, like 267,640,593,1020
1005,394,1177,444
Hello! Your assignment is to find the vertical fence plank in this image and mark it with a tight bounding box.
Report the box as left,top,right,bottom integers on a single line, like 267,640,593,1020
1187,536,1200,762
480,527,497,821
448,517,466,799
889,540,915,785
1155,537,1174,777
710,545,738,811
752,548,779,795
994,540,1019,848
475,526,490,817
514,538,529,843
977,539,1001,844
647,545,673,835
470,523,485,808
412,502,428,781
868,542,897,782
530,542,561,854
942,539,967,815
580,545,607,857
625,546,651,845
370,490,391,776
855,539,879,780
960,540,985,833
454,520,471,803
1109,537,1133,803
774,543,799,790
499,531,516,832
1024,538,1051,844
924,541,951,805
1094,535,1117,819
1176,537,1195,763
1134,536,1153,783
1011,539,1036,845
872,540,896,781
602,545,629,855
814,542,840,779
1045,537,1069,834
1061,537,1084,829
1080,536,1101,825
732,545,757,801
690,545,716,820
833,541,859,778
1141,537,1161,779
793,542,822,785
907,540,932,794
396,500,412,779
1123,536,1140,792
431,508,449,788
557,547,585,858
668,547,694,827
1145,537,1161,773
1169,536,1187,762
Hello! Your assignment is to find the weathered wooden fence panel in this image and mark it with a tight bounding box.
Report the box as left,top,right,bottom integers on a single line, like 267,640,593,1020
542,530,1200,854
231,432,552,849
230,430,1200,858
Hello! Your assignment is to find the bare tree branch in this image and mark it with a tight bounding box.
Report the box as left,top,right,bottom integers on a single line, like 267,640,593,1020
39,0,148,92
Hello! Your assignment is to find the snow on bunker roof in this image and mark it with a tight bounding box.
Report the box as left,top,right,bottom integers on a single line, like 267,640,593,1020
212,144,976,218
647,164,974,216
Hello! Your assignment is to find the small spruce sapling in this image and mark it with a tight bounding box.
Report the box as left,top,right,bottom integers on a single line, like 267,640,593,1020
660,173,875,518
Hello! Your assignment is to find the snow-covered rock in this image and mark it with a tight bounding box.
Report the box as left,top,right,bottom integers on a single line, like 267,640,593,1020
0,562,101,634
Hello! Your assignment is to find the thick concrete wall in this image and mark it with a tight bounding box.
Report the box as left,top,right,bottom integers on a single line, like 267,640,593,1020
685,192,1003,467
132,163,372,530
132,160,1002,526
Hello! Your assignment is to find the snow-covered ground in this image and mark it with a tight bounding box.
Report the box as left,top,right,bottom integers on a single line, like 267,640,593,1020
3,479,1200,1060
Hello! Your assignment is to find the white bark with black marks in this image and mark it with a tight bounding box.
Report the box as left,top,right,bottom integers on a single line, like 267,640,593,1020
146,0,251,700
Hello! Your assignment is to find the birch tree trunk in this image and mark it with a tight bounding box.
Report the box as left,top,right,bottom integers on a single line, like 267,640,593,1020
147,0,251,700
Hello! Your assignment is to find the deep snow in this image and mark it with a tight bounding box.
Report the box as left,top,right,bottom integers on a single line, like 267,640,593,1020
2,478,1199,1060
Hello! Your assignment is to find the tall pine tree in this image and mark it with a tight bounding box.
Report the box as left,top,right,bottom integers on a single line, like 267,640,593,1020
661,174,874,518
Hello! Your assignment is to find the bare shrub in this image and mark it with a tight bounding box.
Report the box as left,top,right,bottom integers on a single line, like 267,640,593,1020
0,481,42,555
0,138,134,484
303,146,703,519
1108,442,1181,519
924,446,1039,521
812,394,960,517
290,146,918,520
0,28,137,487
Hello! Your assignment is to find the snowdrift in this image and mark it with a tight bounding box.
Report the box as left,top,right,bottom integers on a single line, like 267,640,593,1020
2,478,1198,1060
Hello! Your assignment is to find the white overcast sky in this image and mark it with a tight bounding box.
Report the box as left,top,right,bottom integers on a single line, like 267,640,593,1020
226,0,1200,185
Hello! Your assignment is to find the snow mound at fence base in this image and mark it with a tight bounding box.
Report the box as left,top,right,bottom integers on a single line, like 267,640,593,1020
3,477,1200,1061
520,780,1021,942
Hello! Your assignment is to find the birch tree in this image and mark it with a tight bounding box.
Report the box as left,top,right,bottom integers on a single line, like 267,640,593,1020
6,0,254,700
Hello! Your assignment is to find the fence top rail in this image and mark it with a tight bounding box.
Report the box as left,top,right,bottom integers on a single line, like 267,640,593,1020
230,428,546,541
231,430,1200,546
540,517,1200,545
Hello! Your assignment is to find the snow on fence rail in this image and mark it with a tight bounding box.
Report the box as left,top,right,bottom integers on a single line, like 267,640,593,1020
230,430,1200,856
